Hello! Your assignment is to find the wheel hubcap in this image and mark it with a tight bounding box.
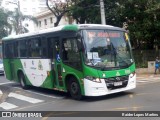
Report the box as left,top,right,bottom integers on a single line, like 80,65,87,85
71,82,78,94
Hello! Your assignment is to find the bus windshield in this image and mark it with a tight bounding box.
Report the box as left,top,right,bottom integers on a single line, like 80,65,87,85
83,29,134,70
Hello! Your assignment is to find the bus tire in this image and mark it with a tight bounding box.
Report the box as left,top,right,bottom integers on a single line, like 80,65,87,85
68,77,83,100
19,73,28,89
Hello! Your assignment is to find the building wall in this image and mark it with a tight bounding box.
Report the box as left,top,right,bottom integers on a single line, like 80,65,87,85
34,10,75,31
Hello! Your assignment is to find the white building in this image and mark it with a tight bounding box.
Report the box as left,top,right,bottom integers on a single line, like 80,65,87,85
1,0,47,14
34,10,74,31
0,0,2,6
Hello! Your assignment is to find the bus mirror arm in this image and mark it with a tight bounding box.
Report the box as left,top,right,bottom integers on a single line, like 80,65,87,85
76,33,83,52
77,43,83,52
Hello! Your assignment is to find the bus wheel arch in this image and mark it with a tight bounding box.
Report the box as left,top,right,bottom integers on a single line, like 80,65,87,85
17,70,28,89
65,74,83,100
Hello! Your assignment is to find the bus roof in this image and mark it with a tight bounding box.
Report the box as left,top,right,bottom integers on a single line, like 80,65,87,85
2,24,124,41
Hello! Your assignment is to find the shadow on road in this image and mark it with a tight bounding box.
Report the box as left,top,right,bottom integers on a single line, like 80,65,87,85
2,81,135,102
10,83,68,98
83,91,135,102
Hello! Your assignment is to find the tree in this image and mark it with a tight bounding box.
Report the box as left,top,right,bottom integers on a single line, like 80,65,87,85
9,8,37,35
0,8,12,39
46,0,160,50
68,0,124,24
117,0,160,50
46,0,72,27
68,0,100,24
145,0,160,50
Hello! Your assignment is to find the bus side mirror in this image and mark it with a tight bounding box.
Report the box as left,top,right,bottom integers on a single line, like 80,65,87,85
76,32,81,38
77,39,83,52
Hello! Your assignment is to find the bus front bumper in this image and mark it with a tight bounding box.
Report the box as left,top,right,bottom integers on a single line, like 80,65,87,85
83,74,136,96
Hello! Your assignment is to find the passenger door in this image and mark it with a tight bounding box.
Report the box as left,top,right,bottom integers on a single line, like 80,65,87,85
48,37,63,89
54,39,64,88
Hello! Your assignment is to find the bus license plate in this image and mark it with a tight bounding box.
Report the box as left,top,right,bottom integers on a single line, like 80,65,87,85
114,82,122,86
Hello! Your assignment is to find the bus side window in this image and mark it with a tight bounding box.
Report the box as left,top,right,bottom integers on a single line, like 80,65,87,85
29,37,42,58
18,40,27,58
4,42,14,58
41,37,47,58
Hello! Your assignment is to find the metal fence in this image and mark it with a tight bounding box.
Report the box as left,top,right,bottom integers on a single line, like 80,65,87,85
133,50,160,68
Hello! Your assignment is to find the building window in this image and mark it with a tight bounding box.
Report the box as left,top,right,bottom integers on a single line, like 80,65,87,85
50,17,53,23
44,19,47,25
32,8,36,13
23,8,27,13
5,1,9,5
25,23,29,27
39,21,41,27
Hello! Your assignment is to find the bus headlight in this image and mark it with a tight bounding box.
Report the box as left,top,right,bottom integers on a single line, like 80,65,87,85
85,76,101,83
130,71,136,78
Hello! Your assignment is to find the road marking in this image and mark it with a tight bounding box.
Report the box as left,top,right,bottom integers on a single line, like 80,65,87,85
0,90,2,94
0,102,18,110
8,92,44,103
14,101,56,111
136,92,156,96
136,77,145,78
152,78,160,80
14,87,64,99
137,78,160,80
25,90,64,99
0,82,14,85
137,79,160,83
109,105,147,111
137,80,150,83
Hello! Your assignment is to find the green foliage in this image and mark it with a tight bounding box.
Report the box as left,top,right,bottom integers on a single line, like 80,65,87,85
0,8,11,39
0,8,37,37
9,8,38,35
119,0,160,50
68,0,100,24
69,0,160,50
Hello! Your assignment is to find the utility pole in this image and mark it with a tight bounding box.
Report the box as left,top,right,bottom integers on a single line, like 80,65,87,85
17,0,22,34
100,0,106,25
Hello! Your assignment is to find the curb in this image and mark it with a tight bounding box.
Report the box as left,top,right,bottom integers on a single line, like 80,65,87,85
137,74,160,77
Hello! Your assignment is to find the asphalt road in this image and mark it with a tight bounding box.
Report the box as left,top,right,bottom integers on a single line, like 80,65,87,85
0,74,160,120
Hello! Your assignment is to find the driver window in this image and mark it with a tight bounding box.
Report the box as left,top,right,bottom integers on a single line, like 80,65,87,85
62,38,81,69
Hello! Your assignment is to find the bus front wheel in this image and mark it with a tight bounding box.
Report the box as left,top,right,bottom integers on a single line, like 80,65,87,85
19,73,28,89
68,77,83,100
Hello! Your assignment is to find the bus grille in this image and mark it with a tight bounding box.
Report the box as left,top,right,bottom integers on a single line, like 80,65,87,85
104,75,129,90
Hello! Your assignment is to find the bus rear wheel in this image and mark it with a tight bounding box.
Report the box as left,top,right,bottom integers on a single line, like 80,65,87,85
19,73,28,89
68,77,83,100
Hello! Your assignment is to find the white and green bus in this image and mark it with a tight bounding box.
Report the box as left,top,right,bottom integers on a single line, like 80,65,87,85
2,24,136,99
